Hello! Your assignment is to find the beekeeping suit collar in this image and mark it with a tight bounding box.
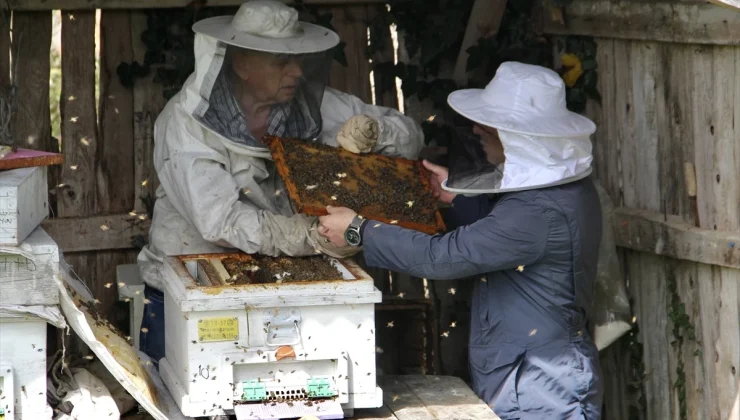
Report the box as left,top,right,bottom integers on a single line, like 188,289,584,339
442,61,596,196
180,0,338,155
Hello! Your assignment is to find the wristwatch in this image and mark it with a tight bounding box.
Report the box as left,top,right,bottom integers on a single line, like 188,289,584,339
344,215,366,247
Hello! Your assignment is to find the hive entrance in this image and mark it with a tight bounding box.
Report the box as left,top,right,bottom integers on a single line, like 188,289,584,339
266,136,445,234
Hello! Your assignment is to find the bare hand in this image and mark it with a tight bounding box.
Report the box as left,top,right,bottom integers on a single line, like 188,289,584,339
318,206,357,247
422,160,456,204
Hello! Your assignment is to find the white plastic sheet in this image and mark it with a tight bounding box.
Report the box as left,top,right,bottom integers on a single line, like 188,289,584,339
0,304,66,328
53,256,193,420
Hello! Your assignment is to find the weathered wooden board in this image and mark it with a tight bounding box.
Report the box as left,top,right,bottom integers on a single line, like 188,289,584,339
674,260,709,420
613,207,740,269
8,0,385,10
58,11,103,335
41,213,151,253
452,0,507,85
381,376,436,420
0,11,9,88
690,41,740,420
612,38,635,207
597,337,634,420
326,5,372,104
666,44,699,225
130,11,165,213
357,375,499,420
11,11,52,151
98,10,138,324
399,375,499,419
367,4,398,109
98,10,135,214
625,251,675,420
59,10,98,218
542,0,740,45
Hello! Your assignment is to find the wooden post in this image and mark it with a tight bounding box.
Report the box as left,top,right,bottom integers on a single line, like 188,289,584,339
131,11,165,214
98,10,135,214
97,9,139,325
58,11,100,333
0,9,9,89
326,5,372,103
367,4,398,109
11,12,52,151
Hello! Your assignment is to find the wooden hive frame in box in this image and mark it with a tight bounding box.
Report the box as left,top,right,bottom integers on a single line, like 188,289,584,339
162,252,379,311
266,136,446,235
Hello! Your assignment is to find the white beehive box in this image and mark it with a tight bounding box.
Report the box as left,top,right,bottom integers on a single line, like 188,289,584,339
0,166,48,246
0,226,60,306
159,253,383,419
0,315,52,420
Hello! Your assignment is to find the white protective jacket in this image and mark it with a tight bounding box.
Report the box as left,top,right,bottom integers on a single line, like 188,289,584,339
137,33,423,289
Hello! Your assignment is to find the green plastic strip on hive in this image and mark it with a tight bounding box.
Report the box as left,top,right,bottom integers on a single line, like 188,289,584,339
307,377,336,398
242,380,267,401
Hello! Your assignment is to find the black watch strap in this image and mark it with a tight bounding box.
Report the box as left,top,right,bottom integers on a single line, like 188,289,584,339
345,215,366,246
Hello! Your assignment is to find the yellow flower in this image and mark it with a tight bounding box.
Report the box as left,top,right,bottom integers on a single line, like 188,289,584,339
561,53,583,88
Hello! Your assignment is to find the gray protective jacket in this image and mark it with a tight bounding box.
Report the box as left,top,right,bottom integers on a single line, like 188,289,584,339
362,177,604,419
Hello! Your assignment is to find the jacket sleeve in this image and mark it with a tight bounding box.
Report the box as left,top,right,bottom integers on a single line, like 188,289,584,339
361,197,550,280
319,87,424,160
154,112,319,257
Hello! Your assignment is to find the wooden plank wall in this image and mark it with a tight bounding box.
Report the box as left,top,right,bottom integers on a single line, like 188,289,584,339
545,1,740,418
592,36,740,420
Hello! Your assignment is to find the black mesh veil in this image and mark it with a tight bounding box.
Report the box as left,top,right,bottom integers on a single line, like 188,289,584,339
193,41,332,147
445,126,504,193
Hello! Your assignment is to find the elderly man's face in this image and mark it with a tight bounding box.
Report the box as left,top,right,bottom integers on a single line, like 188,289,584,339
232,50,304,104
473,124,505,164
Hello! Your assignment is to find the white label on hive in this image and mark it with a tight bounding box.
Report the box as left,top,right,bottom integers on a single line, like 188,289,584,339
198,317,239,342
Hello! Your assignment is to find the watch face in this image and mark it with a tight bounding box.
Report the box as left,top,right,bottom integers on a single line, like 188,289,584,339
345,229,361,246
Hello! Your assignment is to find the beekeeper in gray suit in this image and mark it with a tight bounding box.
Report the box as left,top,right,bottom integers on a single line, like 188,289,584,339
319,62,604,419
136,0,422,367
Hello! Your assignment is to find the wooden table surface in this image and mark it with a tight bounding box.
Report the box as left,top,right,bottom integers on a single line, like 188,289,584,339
351,375,501,420
121,375,500,420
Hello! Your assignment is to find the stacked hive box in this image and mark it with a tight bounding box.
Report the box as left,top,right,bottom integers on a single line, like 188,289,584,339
0,165,61,420
159,253,383,419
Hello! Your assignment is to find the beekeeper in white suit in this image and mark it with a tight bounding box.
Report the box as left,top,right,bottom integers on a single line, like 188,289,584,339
136,0,423,367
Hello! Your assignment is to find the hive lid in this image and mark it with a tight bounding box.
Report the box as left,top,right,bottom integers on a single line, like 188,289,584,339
162,252,381,312
266,136,446,235
0,148,63,170
12,226,58,255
